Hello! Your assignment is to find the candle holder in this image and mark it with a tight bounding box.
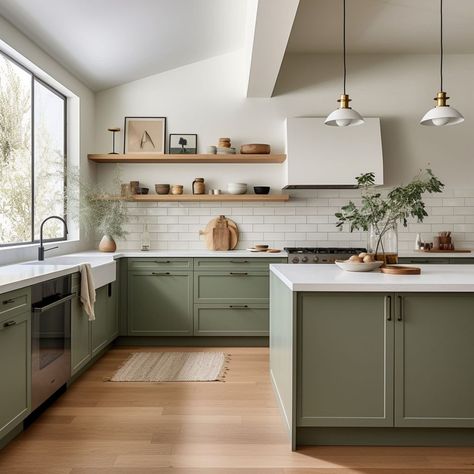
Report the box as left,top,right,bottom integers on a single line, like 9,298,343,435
108,127,120,154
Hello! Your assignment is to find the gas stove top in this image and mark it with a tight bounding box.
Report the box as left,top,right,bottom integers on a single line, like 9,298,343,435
284,247,366,264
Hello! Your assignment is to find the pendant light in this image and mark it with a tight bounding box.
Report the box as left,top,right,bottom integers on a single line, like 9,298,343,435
325,0,364,127
420,0,463,126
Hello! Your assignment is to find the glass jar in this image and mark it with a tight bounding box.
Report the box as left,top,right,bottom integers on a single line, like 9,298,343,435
367,223,398,264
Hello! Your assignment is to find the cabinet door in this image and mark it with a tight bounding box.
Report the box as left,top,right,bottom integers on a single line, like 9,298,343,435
91,286,109,355
297,293,394,427
194,304,269,336
71,292,91,376
395,293,474,427
0,312,30,438
128,271,193,336
194,272,269,304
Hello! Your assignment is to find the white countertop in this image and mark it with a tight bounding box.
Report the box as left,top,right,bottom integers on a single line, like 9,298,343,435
0,249,287,295
270,264,474,292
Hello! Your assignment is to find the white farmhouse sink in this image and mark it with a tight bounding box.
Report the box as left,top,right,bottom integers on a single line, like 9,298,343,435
22,256,116,289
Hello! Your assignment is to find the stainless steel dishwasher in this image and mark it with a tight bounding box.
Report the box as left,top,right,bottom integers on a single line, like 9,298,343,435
31,275,73,411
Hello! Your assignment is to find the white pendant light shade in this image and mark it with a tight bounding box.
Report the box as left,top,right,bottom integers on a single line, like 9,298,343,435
420,105,464,126
325,103,365,127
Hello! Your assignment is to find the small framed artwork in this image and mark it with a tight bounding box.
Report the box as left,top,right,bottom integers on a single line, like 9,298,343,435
124,117,166,154
169,134,197,154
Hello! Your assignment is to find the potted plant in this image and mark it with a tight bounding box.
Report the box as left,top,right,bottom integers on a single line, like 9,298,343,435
335,169,444,264
67,169,128,252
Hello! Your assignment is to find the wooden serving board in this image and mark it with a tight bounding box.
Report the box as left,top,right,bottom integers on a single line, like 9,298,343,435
200,216,239,250
381,265,421,275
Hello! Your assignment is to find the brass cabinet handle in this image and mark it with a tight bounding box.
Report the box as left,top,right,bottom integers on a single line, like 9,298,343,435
229,272,248,276
398,295,403,321
229,305,249,309
2,298,15,305
385,295,392,321
152,272,171,276
2,320,16,328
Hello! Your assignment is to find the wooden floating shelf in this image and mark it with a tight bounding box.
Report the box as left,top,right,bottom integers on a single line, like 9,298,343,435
88,153,286,164
105,194,290,202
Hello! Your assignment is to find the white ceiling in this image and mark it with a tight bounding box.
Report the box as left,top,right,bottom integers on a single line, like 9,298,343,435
287,0,474,54
0,0,247,91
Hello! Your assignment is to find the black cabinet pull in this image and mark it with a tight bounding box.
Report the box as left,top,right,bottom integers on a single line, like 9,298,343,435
152,272,171,276
229,272,248,276
230,260,249,264
2,298,15,305
229,305,249,309
3,320,16,328
385,295,392,321
155,260,171,264
398,295,403,321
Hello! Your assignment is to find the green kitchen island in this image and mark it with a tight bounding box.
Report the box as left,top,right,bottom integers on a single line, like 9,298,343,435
269,264,474,450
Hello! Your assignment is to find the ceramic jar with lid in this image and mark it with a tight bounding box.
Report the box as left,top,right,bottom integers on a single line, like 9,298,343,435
192,178,205,195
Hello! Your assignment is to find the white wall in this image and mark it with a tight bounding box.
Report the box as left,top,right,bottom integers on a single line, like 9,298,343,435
93,50,474,250
0,15,96,265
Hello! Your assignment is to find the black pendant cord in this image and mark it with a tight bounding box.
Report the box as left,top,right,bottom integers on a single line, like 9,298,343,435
440,0,444,92
343,0,347,95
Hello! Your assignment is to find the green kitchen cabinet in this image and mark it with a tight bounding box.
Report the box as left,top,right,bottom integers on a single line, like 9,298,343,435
91,282,118,356
395,293,474,428
296,292,394,427
0,308,31,439
194,271,269,304
71,287,91,376
128,271,193,336
194,304,269,336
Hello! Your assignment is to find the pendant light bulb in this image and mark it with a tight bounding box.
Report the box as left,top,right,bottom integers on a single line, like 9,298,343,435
325,0,364,127
420,0,464,127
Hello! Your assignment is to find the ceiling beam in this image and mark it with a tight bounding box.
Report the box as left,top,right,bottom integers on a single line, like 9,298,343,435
245,0,300,98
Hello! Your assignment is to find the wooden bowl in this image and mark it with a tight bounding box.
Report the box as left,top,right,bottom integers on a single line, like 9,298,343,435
240,144,271,154
155,184,170,195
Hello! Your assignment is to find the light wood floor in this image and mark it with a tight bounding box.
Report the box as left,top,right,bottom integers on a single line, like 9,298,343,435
0,347,473,473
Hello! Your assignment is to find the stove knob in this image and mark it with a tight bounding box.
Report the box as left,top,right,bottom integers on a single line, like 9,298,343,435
313,256,319,263
302,256,308,263
292,257,300,263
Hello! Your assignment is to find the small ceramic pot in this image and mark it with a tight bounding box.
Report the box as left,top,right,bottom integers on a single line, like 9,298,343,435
171,184,184,195
98,234,116,252
207,146,217,154
130,181,139,194
155,184,170,194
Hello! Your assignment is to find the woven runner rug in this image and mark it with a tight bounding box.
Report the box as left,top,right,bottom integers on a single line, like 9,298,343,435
109,352,228,382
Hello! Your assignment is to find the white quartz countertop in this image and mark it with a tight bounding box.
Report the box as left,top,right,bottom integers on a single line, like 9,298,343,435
270,264,474,292
0,249,287,295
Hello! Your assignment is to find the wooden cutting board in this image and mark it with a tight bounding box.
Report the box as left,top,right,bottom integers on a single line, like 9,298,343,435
200,216,239,250
212,217,231,251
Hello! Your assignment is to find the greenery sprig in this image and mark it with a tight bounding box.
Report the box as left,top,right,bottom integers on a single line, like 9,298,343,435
335,169,444,255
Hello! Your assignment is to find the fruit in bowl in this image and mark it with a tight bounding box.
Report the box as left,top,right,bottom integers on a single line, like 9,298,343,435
335,252,383,272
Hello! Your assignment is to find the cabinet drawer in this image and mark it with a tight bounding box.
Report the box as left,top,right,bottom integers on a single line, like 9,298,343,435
194,258,285,272
398,257,450,265
0,288,31,321
194,304,268,336
194,272,269,304
128,258,193,271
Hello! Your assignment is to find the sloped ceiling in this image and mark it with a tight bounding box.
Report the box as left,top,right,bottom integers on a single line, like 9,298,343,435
0,0,248,91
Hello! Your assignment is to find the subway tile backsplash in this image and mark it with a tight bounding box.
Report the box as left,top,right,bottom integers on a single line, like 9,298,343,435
115,188,474,251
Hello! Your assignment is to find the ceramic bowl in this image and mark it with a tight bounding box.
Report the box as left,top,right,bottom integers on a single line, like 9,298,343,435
155,184,170,194
227,183,247,195
253,186,270,195
335,260,384,272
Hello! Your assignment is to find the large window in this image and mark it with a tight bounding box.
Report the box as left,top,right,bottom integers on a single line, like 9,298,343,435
0,51,66,246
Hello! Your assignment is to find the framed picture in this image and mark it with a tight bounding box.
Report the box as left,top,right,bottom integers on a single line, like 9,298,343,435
124,117,166,154
169,133,197,154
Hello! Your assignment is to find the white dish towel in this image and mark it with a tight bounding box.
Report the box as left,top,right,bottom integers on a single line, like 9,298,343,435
80,263,96,321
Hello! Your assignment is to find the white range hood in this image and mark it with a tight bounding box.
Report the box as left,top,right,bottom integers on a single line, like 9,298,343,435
284,117,384,189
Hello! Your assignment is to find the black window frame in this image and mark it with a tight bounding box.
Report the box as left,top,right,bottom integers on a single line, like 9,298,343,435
0,48,67,248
